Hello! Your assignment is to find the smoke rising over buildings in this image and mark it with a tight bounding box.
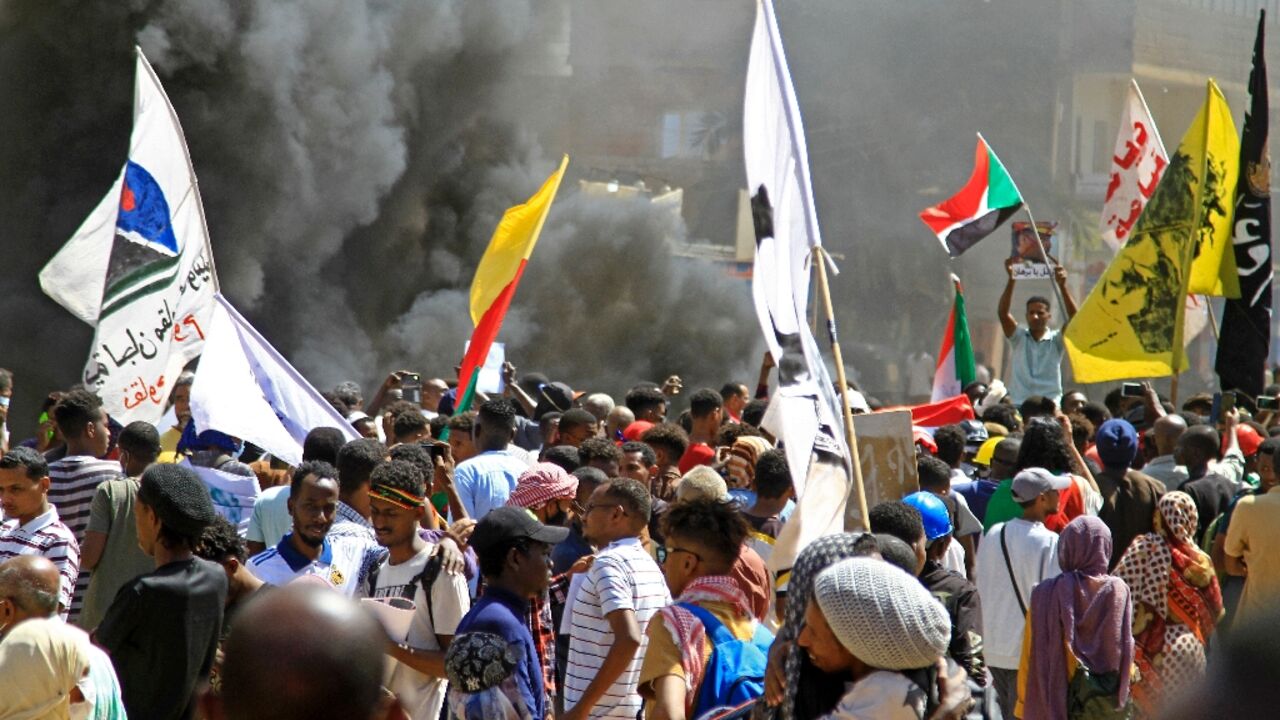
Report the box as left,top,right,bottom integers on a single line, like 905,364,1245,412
0,1,1273,433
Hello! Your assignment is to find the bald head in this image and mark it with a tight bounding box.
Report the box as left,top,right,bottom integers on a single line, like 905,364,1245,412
0,555,61,620
1153,414,1188,456
606,406,635,439
215,584,389,720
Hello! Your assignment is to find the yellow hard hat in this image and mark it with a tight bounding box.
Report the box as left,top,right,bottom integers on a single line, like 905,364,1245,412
974,436,1005,466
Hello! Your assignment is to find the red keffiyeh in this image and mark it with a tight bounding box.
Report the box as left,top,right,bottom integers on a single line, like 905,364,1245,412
656,575,755,714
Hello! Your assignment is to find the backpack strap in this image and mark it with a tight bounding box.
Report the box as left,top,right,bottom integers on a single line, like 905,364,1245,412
415,553,446,628
999,525,1027,616
677,602,736,645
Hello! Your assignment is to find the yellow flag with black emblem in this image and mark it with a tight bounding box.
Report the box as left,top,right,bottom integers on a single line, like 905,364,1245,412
1066,81,1239,382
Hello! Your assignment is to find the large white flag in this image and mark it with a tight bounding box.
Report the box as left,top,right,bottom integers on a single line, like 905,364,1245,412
41,48,217,424
190,294,358,467
1100,80,1208,341
744,0,852,576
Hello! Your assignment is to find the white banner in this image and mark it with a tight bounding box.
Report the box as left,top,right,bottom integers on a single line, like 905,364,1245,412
191,294,359,467
43,48,217,424
744,0,852,574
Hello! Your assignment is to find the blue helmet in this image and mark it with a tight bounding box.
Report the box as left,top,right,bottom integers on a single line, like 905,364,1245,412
903,491,953,542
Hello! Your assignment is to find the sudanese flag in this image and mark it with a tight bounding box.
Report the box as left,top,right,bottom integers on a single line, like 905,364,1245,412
920,133,1024,257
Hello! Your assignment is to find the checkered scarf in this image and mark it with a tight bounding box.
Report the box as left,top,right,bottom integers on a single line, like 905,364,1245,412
656,575,755,714
506,463,578,509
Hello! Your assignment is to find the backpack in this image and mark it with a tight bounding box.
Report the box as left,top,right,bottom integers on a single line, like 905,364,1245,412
677,602,774,718
365,553,446,626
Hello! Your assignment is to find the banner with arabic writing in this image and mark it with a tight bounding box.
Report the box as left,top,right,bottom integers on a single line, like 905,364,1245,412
1101,80,1168,250
73,48,217,424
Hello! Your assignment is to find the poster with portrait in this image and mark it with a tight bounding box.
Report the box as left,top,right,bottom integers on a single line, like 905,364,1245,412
1010,221,1058,280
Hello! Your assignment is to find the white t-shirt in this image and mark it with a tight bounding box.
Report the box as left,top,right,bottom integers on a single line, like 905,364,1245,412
975,518,1060,669
564,537,671,719
372,544,470,720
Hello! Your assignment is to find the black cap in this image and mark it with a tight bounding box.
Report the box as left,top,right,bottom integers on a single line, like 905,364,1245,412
137,464,218,536
470,506,569,554
533,382,575,420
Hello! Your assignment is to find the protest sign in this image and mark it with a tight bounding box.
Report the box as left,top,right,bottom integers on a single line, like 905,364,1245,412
1009,221,1057,280
844,410,918,529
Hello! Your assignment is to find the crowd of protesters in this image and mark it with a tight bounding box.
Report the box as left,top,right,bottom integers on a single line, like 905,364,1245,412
0,288,1276,720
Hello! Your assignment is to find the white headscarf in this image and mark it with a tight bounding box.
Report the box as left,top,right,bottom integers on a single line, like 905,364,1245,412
0,617,91,720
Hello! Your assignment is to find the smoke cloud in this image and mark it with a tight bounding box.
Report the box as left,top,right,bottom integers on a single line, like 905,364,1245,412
0,0,758,436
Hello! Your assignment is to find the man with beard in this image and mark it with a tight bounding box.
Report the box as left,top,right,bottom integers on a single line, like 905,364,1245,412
506,462,583,702
247,461,386,597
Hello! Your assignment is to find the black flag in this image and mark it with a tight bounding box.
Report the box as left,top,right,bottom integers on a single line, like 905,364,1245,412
1217,9,1272,397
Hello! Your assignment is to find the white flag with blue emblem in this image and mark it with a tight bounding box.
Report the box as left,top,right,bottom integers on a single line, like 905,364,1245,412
40,47,217,424
190,294,358,467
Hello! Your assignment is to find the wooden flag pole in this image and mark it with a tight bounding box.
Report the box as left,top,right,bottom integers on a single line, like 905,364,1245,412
812,246,870,531
1019,205,1070,314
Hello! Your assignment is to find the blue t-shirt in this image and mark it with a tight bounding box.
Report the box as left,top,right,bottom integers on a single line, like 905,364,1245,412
551,522,593,576
456,586,545,720
953,479,1001,524
728,489,797,521
1007,326,1065,404
453,450,528,521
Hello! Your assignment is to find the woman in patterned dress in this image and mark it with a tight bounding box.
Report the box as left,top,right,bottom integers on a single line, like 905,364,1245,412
1113,491,1223,718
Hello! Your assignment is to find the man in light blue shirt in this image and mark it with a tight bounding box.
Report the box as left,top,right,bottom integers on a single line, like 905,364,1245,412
997,257,1077,406
452,399,527,521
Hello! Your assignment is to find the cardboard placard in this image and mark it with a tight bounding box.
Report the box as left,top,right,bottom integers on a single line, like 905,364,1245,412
845,410,919,529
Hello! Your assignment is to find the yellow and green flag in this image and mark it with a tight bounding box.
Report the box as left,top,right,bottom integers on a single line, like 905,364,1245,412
1066,81,1239,383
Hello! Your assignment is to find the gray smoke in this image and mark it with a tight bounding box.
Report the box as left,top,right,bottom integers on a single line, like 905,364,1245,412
0,0,758,435
4,0,1161,436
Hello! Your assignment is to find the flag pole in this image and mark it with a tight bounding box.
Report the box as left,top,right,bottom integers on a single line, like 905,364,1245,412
1171,83,1221,407
1205,295,1221,341
812,246,869,531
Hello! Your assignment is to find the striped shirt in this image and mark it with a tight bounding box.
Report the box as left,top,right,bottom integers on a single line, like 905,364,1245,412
565,536,671,719
47,455,121,621
0,506,80,619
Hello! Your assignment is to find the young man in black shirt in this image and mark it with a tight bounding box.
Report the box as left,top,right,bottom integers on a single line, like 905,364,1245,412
96,464,226,720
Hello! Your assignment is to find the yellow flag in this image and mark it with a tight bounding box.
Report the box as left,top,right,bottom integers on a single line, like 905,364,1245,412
469,155,569,325
1186,84,1241,297
1066,81,1239,382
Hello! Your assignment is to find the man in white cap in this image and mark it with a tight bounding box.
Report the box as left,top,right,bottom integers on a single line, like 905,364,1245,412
797,556,952,719
975,467,1066,719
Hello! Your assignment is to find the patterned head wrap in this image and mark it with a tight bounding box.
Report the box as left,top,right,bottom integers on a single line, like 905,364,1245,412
506,463,578,510
725,436,773,489
445,632,532,720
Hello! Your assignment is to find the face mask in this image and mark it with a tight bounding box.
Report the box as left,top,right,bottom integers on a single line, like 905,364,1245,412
0,396,9,408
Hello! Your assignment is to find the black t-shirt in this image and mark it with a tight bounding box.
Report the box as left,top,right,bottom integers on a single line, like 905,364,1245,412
97,556,228,720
